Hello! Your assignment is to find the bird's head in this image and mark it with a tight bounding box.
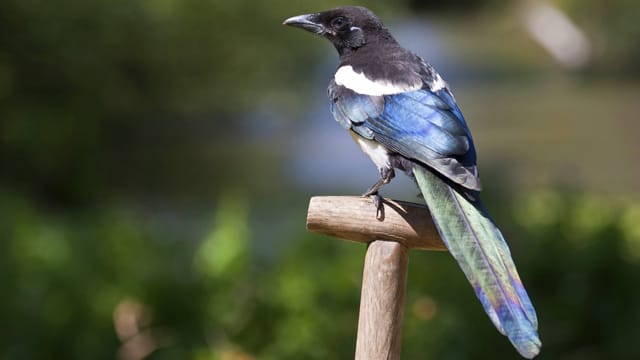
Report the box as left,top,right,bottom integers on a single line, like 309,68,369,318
283,6,389,54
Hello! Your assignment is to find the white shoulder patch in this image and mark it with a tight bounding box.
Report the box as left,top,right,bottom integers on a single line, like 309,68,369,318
334,65,420,96
430,73,447,92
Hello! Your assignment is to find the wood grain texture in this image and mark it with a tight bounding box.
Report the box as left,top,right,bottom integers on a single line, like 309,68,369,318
355,240,408,360
306,196,445,250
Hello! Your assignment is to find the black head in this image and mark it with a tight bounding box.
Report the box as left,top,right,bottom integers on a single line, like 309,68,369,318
283,6,392,55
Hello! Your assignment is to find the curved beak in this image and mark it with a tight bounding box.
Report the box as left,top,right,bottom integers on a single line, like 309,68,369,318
283,13,325,35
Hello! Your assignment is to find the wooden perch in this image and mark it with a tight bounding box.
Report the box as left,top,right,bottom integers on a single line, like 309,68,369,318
305,196,446,360
306,195,445,250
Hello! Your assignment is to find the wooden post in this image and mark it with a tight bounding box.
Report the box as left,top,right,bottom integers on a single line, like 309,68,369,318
355,240,408,360
306,196,444,360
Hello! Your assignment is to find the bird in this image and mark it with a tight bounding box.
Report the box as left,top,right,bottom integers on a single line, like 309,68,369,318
283,6,541,359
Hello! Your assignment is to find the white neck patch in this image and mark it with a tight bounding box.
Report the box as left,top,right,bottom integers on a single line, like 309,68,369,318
334,65,420,96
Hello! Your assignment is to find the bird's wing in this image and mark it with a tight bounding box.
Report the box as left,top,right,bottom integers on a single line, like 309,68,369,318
330,81,481,191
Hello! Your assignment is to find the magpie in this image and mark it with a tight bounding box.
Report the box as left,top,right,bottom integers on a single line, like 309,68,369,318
284,6,541,358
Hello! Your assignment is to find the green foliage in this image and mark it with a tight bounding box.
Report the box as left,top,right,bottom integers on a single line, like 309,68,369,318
0,0,359,205
194,193,249,279
3,189,640,359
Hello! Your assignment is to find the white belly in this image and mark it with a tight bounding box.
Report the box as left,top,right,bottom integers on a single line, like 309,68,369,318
350,133,391,171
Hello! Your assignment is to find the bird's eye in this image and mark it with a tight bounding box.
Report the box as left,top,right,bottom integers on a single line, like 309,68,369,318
331,17,346,29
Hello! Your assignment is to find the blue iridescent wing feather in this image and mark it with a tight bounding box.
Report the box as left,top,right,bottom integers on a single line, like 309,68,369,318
330,83,481,190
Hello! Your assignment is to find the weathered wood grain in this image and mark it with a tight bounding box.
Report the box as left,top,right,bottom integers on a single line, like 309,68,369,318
355,240,408,360
306,196,447,359
306,196,445,250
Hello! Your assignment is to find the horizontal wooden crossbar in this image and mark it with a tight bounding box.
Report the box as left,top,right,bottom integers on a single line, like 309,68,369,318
306,195,445,251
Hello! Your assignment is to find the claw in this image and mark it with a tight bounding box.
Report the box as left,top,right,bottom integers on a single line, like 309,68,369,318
361,191,384,219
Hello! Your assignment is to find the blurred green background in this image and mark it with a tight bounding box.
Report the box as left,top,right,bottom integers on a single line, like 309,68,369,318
1,0,640,359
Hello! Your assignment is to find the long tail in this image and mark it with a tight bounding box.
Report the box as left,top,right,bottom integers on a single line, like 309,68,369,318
413,166,541,358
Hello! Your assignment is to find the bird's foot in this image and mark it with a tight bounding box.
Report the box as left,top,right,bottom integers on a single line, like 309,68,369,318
361,190,384,219
362,167,395,219
372,192,383,213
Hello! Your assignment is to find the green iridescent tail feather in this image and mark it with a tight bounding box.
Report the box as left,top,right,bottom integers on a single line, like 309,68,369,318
413,166,541,359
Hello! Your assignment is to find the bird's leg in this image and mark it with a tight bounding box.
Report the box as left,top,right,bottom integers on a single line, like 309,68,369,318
362,167,395,211
363,167,395,196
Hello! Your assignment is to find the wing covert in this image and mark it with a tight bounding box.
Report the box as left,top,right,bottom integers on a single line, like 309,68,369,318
329,83,481,190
